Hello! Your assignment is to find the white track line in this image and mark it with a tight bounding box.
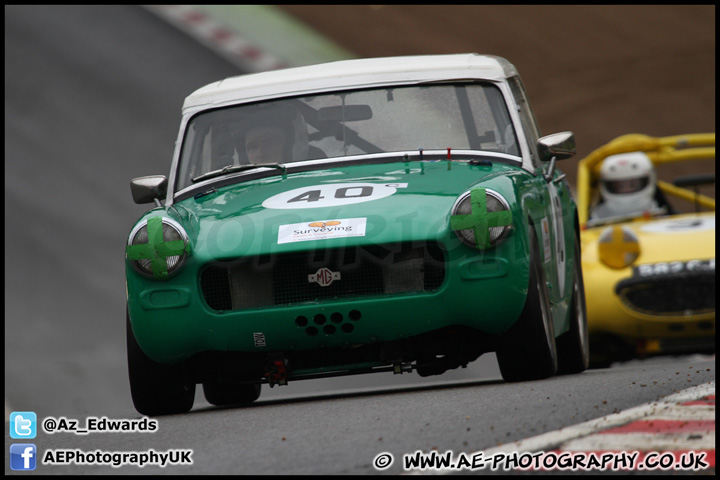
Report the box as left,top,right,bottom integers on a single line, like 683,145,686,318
482,381,715,455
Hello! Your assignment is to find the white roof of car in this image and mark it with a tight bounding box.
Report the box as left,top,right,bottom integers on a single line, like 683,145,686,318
183,53,518,112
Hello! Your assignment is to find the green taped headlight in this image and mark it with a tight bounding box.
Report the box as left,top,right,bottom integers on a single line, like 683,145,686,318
126,217,190,279
451,188,512,249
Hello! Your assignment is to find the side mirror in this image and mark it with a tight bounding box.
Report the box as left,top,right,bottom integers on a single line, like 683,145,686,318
130,175,167,204
537,132,575,182
537,131,576,163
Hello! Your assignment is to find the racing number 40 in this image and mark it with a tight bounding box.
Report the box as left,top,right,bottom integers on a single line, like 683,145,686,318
288,186,374,203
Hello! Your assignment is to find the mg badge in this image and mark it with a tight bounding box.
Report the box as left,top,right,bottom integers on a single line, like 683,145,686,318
308,267,341,287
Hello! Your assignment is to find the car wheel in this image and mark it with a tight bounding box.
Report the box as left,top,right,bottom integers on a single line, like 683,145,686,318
203,381,262,406
588,335,633,369
496,225,558,382
126,309,195,416
556,234,589,374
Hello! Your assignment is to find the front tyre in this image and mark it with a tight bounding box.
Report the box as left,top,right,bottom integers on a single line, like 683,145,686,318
496,226,558,382
127,309,195,416
556,234,589,374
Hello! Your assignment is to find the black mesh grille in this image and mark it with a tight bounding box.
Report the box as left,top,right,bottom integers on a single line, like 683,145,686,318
201,267,232,311
200,242,445,311
617,277,715,316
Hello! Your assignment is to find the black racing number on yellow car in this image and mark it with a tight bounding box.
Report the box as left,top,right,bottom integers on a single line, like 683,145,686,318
288,186,374,203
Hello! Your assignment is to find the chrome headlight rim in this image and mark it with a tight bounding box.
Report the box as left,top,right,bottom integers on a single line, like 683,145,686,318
451,187,513,249
127,217,190,279
597,225,640,270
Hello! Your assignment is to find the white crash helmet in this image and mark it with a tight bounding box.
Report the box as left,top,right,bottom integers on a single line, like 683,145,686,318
599,151,656,216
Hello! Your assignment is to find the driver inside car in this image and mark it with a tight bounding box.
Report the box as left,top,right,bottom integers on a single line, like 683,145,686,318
590,151,660,220
245,125,287,164
239,102,315,165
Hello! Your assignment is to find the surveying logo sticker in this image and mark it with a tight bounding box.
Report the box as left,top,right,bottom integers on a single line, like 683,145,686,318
278,218,367,244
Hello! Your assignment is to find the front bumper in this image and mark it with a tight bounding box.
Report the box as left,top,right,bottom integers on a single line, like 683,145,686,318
584,262,715,352
127,238,528,365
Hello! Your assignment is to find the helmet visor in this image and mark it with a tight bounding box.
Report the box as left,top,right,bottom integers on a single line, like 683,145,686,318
603,177,649,194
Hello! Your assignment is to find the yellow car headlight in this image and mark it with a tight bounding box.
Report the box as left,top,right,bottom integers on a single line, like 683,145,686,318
597,225,640,269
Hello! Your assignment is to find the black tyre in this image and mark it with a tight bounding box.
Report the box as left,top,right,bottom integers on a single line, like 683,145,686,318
203,381,261,406
556,234,589,374
588,335,633,369
496,226,558,382
127,310,195,416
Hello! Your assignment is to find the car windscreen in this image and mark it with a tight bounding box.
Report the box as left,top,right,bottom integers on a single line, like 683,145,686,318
175,83,520,192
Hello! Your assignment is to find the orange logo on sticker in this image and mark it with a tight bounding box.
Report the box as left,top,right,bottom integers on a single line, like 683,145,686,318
308,221,341,228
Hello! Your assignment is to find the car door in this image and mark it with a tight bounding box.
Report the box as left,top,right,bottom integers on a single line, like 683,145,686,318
544,171,568,303
507,75,567,304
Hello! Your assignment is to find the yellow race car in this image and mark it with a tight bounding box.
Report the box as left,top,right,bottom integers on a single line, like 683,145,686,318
576,133,715,367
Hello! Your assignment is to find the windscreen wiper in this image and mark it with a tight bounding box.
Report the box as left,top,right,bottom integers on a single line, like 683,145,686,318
191,163,287,183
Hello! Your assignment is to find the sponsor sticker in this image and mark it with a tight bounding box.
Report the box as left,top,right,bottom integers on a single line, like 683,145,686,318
541,217,552,262
277,218,367,244
253,333,266,348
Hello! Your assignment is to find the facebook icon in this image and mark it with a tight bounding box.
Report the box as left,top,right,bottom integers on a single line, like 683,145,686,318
10,444,37,471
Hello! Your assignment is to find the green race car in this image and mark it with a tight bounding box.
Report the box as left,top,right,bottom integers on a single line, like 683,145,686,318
126,53,588,415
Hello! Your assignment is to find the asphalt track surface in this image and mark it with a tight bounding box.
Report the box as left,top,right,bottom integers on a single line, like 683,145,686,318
4,5,715,475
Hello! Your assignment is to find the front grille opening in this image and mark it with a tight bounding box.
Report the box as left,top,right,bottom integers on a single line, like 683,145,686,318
200,267,232,311
618,278,715,317
200,242,445,311
296,310,361,336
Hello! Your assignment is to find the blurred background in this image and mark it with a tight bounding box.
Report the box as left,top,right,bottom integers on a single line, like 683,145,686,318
4,5,714,419
279,5,715,199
